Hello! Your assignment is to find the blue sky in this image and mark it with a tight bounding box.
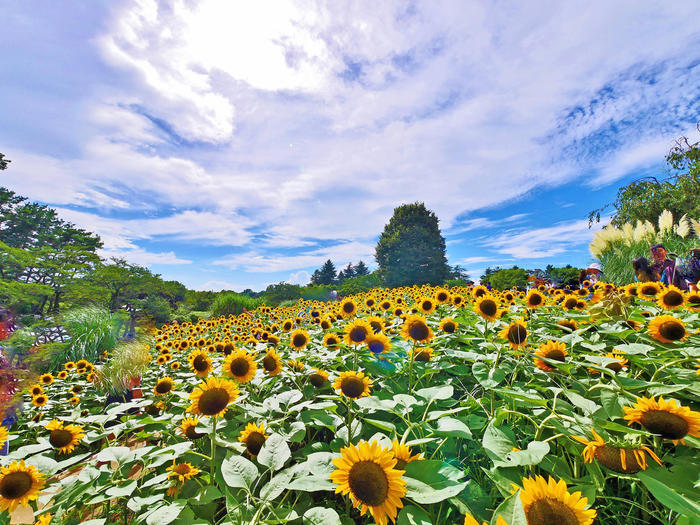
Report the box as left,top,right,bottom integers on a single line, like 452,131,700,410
1,1,699,290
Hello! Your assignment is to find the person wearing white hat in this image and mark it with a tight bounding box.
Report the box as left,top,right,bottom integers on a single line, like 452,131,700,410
579,263,603,287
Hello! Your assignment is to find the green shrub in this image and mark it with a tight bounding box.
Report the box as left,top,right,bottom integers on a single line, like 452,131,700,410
56,306,121,368
211,292,262,317
141,295,172,326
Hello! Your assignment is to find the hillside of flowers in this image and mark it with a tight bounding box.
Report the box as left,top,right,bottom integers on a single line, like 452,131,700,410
1,282,699,525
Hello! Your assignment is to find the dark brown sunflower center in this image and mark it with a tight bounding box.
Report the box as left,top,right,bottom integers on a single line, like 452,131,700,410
564,298,578,309
263,355,277,372
343,303,355,313
640,285,658,296
421,301,433,310
659,321,685,341
687,295,700,306
454,297,463,304
31,388,42,396
245,432,266,456
223,343,234,355
349,327,367,343
185,425,205,440
408,321,429,341
309,373,326,387
198,388,230,416
340,377,365,398
475,289,486,297
662,291,684,307
414,351,431,362
41,376,52,384
72,385,83,393
526,497,579,525
594,445,642,473
49,429,74,449
321,321,331,329
508,325,527,344
640,410,689,439
442,321,456,333
193,355,209,372
326,337,339,346
606,360,623,372
529,294,543,306
155,381,172,394
292,334,308,347
0,471,33,500
348,461,389,507
230,358,250,377
543,349,566,362
369,321,382,333
173,464,191,475
479,300,498,317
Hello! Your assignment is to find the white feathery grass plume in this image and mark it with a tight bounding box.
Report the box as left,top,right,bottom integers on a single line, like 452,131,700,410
621,222,634,245
644,220,656,237
691,218,700,239
658,209,673,234
633,220,647,242
675,214,690,238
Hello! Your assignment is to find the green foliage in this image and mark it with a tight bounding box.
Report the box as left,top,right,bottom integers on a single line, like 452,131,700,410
94,340,152,394
544,264,581,287
0,152,10,170
375,202,450,287
185,289,217,311
57,306,122,369
311,259,337,285
211,292,262,316
483,266,529,290
589,129,700,226
262,282,303,305
337,272,381,296
301,284,332,301
141,295,172,326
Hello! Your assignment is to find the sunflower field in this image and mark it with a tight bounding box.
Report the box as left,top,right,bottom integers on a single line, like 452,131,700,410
1,282,699,525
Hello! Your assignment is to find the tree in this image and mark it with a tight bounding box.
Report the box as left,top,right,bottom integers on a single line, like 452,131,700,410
354,260,369,276
0,153,10,171
375,202,450,287
545,264,580,287
589,127,700,227
337,262,355,283
449,264,470,281
487,266,529,290
316,259,337,285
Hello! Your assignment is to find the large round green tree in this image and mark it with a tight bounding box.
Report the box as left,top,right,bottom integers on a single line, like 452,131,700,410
375,202,450,287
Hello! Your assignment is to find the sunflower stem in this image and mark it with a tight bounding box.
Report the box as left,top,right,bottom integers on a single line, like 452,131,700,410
407,341,417,392
210,416,217,481
345,398,354,446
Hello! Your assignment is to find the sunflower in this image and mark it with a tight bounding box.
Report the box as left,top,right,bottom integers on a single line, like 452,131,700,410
464,514,507,525
599,352,628,373
573,428,662,474
334,371,373,399
45,420,84,454
188,377,240,418
290,329,310,350
656,285,686,310
452,294,465,307
309,369,330,388
34,513,52,525
188,349,213,377
534,341,568,371
474,296,500,321
637,282,661,299
621,319,642,331
557,319,578,332
648,314,688,343
57,371,67,380
0,426,8,450
75,359,89,369
167,462,199,483
179,417,205,440
0,460,45,512
39,373,53,385
330,440,406,525
379,300,393,312
223,350,257,383
281,319,295,332
261,349,283,376
686,291,700,310
238,422,268,457
156,355,167,365
340,298,358,318
562,297,579,310
365,333,392,354
64,361,76,370
32,394,48,408
344,319,372,346
29,385,43,397
472,285,488,299
412,347,434,362
416,296,436,314
320,318,333,330
154,377,175,396
439,317,458,333
525,290,546,308
323,332,342,348
69,397,80,405
390,439,422,470
519,475,596,525
400,315,434,343
366,315,386,334
623,396,700,443
499,319,528,349
171,361,181,370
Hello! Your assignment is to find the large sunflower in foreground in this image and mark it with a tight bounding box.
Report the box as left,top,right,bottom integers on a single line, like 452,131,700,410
45,420,84,454
261,348,283,376
525,290,546,309
330,440,406,525
334,370,373,399
656,285,686,310
572,428,662,474
534,341,568,371
238,422,268,457
0,460,45,512
344,319,372,346
400,315,434,344
648,315,688,343
365,333,391,354
290,329,310,350
188,349,213,378
623,396,700,443
474,296,500,321
499,319,528,349
188,377,240,418
223,349,257,383
339,298,358,318
519,475,596,525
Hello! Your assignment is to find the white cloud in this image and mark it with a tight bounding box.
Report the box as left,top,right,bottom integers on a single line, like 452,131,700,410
483,218,608,259
287,270,311,285
196,280,248,292
101,247,191,266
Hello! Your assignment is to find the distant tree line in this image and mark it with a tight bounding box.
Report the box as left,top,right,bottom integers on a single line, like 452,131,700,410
309,260,370,285
480,264,581,290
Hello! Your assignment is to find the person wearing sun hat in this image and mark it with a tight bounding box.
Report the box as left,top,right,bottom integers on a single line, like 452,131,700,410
579,263,602,287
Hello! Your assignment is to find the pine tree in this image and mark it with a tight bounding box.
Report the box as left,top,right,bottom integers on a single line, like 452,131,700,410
375,202,450,287
342,262,355,281
354,260,369,276
317,259,337,285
